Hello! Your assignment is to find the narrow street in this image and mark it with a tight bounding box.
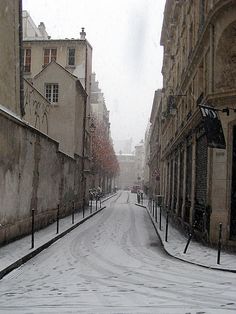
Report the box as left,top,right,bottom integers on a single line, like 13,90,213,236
0,192,236,313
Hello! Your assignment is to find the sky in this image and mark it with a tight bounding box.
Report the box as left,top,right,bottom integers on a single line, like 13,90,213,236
23,0,166,149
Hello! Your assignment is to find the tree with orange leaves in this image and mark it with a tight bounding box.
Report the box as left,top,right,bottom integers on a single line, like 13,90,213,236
91,118,119,186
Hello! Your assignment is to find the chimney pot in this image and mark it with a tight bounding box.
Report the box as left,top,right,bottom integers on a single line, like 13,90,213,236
80,27,86,40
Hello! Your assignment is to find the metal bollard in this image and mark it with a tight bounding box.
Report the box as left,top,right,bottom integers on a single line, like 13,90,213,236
56,204,60,234
152,200,155,216
159,205,162,230
72,201,75,224
31,208,35,249
183,221,197,254
217,223,222,265
96,197,98,211
183,232,193,254
100,196,102,209
90,196,92,214
165,209,169,242
155,201,157,223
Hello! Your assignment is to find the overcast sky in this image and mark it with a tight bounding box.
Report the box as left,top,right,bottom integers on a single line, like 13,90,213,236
23,0,165,149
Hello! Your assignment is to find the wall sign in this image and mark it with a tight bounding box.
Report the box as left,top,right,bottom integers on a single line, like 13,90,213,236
199,104,226,149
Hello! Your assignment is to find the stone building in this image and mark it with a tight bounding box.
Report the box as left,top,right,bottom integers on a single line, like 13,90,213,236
0,4,91,245
33,61,86,157
91,73,110,134
90,73,114,191
116,154,136,190
143,124,151,196
22,22,92,100
134,141,145,187
148,90,162,198
158,0,236,245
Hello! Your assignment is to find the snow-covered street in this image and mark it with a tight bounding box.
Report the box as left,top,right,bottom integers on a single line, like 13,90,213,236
0,191,236,313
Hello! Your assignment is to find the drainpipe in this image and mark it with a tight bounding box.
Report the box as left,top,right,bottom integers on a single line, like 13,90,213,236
81,91,88,218
81,34,89,216
19,0,25,116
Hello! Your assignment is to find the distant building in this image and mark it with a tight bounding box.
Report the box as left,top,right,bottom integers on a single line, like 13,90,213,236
134,141,145,187
90,72,110,136
114,138,132,155
143,123,151,195
116,153,135,189
22,10,50,40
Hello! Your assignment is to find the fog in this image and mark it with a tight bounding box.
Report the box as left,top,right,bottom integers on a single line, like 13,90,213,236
23,0,165,149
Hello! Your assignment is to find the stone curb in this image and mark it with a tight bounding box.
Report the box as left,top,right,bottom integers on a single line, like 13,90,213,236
135,203,236,273
0,205,106,280
101,192,118,203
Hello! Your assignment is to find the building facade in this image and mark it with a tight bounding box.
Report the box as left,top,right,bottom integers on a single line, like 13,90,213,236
148,90,162,198
134,141,145,187
32,61,86,157
158,0,236,245
116,154,136,190
0,2,87,244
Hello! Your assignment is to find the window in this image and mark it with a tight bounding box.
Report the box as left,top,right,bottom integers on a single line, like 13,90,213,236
43,48,57,66
68,48,75,66
23,48,31,72
45,83,59,103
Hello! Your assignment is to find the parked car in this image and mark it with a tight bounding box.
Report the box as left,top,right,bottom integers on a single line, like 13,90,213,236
131,185,140,193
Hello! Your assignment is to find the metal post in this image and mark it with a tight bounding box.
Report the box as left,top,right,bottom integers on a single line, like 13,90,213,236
217,223,222,265
31,208,35,249
165,209,169,242
159,204,162,230
96,197,98,211
183,221,196,254
155,201,157,223
183,233,193,254
152,199,155,216
82,191,85,218
72,201,75,224
100,196,102,209
90,195,93,214
56,204,60,234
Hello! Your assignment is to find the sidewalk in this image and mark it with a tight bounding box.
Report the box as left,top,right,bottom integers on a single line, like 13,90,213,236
137,199,236,273
0,193,118,280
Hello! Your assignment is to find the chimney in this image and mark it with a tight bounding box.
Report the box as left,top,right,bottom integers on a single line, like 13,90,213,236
38,22,49,39
80,27,86,40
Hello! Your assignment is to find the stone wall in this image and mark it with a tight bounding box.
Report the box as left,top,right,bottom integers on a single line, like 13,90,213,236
23,79,50,134
0,108,82,245
0,0,20,115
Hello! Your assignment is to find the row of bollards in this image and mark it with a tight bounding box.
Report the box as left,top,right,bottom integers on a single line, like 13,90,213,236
31,196,102,250
148,198,223,265
148,199,166,237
